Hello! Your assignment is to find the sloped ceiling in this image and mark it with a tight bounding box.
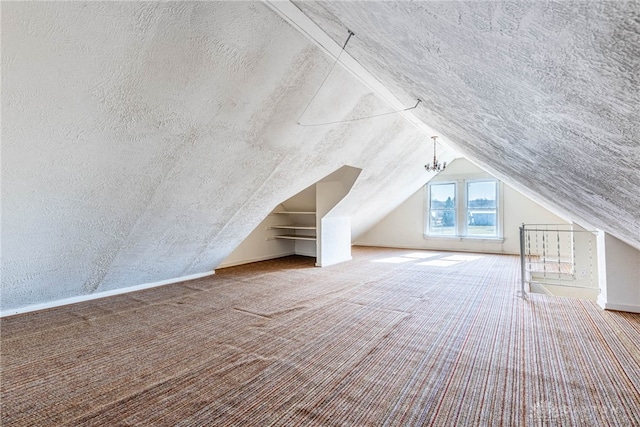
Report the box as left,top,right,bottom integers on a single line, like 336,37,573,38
3,1,637,312
294,1,640,250
2,2,449,310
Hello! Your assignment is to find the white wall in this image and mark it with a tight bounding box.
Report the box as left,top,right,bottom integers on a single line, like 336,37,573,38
355,158,569,255
316,167,361,266
318,217,352,267
216,212,295,269
597,232,640,313
2,2,443,312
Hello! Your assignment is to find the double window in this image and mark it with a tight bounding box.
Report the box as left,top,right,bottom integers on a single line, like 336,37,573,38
427,179,500,238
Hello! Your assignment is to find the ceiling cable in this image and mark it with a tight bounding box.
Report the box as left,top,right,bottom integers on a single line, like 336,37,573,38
296,30,355,125
296,30,422,127
298,99,422,127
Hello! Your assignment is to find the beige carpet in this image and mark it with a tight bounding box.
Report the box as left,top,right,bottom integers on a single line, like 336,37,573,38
1,247,639,426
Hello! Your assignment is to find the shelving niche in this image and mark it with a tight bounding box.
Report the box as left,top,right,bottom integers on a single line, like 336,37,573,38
271,211,317,242
218,165,361,269
268,181,318,259
271,217,318,241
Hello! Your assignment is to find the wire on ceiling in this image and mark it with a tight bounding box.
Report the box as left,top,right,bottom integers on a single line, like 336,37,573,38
296,30,422,127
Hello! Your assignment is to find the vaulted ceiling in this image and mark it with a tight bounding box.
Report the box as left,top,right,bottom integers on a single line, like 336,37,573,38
2,1,638,312
294,1,640,250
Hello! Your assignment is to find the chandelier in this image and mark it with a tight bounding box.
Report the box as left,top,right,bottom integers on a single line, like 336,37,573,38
425,135,446,172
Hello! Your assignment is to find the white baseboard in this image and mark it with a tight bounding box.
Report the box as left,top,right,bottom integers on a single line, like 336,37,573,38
352,243,517,255
0,270,215,318
294,249,317,258
216,251,296,269
597,300,640,314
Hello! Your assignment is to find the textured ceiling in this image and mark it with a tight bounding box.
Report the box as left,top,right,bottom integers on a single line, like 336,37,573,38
294,1,640,250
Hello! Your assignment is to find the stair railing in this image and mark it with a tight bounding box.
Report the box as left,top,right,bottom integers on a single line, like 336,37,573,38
519,224,597,298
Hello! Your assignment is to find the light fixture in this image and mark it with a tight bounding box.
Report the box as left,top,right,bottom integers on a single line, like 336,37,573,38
425,135,446,172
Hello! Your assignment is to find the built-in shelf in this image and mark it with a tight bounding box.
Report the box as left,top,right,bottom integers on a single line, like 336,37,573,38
271,225,317,230
274,234,317,241
272,211,316,215
269,208,317,254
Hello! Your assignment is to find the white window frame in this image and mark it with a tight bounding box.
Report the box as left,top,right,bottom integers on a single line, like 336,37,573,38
465,179,499,238
425,178,503,241
426,181,457,236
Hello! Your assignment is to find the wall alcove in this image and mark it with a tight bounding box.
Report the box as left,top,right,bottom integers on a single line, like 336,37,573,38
219,165,362,268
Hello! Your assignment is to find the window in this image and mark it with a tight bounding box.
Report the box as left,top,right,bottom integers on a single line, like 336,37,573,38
428,183,456,235
427,179,501,239
466,180,497,237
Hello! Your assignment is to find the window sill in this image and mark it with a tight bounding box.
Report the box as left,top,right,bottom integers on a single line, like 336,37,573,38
423,235,505,244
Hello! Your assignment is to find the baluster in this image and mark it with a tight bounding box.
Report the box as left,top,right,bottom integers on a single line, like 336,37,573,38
570,226,576,275
526,228,531,279
535,229,539,274
542,228,547,281
519,225,526,298
557,229,562,279
589,233,593,289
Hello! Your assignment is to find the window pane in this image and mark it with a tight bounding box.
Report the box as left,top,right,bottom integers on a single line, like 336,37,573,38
467,213,496,235
467,181,496,236
467,181,496,209
431,183,456,208
430,183,456,235
430,209,456,235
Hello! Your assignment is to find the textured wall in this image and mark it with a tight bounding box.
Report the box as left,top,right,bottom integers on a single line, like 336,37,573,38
294,1,640,250
1,2,436,310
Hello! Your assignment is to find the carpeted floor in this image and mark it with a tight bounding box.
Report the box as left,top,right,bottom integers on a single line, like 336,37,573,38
1,247,639,426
